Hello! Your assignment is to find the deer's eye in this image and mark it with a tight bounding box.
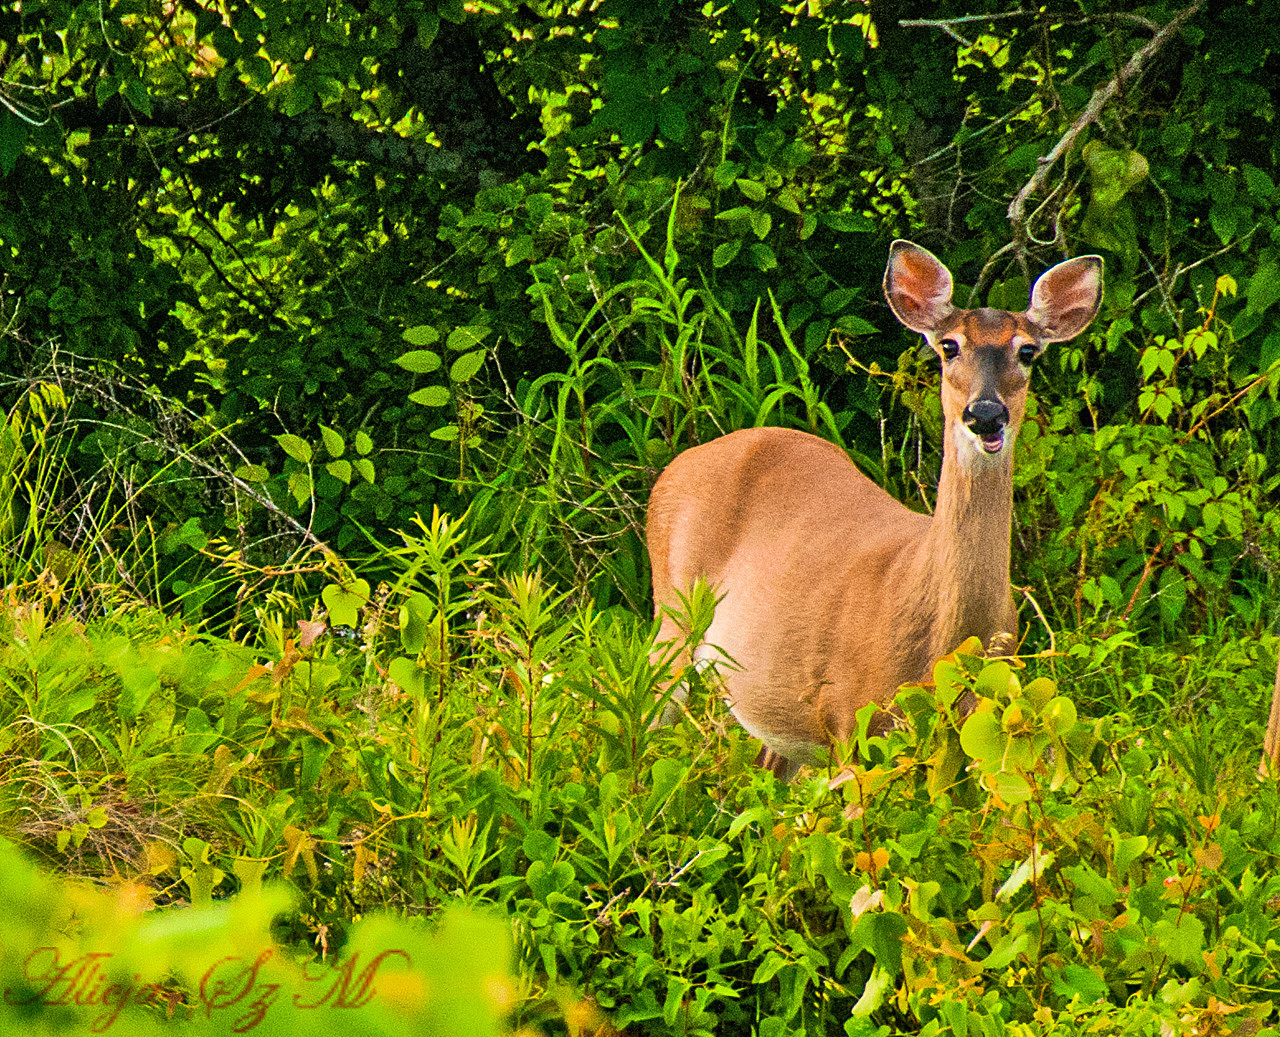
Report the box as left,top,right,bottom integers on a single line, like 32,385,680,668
1018,343,1038,365
940,339,960,361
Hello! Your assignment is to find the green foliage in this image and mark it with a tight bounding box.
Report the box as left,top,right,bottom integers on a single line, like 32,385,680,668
0,840,519,1034
6,0,1276,625
0,513,1278,1035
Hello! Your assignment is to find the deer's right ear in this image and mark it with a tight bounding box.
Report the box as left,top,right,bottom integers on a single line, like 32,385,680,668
884,240,955,335
1026,255,1104,342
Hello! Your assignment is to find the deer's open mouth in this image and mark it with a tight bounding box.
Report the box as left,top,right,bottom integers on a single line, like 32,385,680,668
978,431,1005,453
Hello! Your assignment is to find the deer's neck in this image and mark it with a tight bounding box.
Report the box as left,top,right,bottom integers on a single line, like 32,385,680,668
910,437,1016,659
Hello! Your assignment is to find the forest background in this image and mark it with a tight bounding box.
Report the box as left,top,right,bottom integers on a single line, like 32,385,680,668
0,0,1279,1035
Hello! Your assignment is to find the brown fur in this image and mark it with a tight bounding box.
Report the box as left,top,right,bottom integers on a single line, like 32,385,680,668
648,241,1103,780
1261,655,1280,776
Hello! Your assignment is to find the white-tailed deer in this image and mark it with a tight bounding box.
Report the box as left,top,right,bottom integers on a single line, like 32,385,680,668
647,240,1103,780
1260,655,1280,777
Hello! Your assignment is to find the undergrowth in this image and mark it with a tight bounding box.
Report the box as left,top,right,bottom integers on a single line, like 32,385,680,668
0,505,1277,1035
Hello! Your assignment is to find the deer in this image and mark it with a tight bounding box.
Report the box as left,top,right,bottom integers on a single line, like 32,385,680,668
646,240,1103,781
1260,655,1280,777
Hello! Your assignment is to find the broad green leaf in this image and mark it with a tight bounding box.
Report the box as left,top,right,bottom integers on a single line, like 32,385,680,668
388,656,425,696
975,661,1017,700
713,240,742,268
736,178,766,201
960,711,1002,763
821,288,856,314
997,848,1055,900
319,425,344,458
353,458,376,483
287,470,312,506
395,350,443,373
234,464,269,483
447,325,491,352
849,964,892,1019
1153,914,1205,966
983,770,1031,804
431,425,460,441
276,434,312,464
410,386,452,407
1042,696,1077,735
403,325,440,346
1247,261,1280,316
322,579,370,629
399,592,432,654
325,460,352,484
355,430,374,455
450,350,486,382
1023,676,1057,711
1113,833,1148,878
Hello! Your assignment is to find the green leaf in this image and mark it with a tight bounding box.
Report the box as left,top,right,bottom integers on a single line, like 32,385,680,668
449,350,486,382
821,288,856,314
395,350,443,373
322,579,370,629
276,434,312,464
983,770,1032,804
1113,833,1148,878
325,460,352,484
982,930,1029,971
959,711,1002,762
506,234,534,266
1052,964,1109,1004
447,325,492,352
713,160,743,189
750,211,772,239
975,661,1016,700
1246,261,1280,316
234,464,269,483
403,325,440,346
736,178,767,202
0,113,28,176
355,431,373,456
746,242,777,270
410,386,452,407
1244,164,1276,200
319,425,345,458
1042,696,1077,735
123,75,153,117
353,458,375,483
713,240,743,268
388,656,425,696
658,102,688,141
849,964,893,1019
431,425,460,441
287,469,312,507
399,593,431,654
1153,914,1205,966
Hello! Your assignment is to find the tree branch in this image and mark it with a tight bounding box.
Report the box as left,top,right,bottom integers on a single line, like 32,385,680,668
1006,0,1204,242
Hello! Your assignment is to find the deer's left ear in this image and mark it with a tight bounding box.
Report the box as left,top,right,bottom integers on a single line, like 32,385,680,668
1026,255,1104,342
884,240,955,335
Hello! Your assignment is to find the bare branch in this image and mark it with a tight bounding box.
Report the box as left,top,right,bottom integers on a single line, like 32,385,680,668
900,10,1161,34
1007,0,1204,242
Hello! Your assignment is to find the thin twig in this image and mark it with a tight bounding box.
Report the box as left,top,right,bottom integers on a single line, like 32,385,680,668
1015,585,1056,657
1006,1,1204,241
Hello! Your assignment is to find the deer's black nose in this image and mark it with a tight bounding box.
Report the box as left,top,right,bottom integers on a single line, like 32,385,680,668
963,399,1008,435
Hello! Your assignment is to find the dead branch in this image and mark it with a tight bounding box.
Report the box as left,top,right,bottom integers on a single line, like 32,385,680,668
1006,0,1204,243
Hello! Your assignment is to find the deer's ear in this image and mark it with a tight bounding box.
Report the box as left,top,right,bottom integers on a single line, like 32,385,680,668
884,240,954,335
1026,255,1103,342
